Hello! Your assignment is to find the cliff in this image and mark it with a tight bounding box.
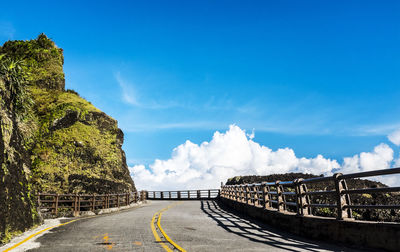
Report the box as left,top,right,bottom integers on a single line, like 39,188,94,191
0,34,135,243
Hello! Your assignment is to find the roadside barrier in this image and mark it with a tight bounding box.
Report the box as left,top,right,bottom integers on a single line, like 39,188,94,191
36,191,146,216
146,189,220,200
220,167,400,220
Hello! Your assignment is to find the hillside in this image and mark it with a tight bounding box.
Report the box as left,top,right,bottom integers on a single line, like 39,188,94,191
0,34,135,243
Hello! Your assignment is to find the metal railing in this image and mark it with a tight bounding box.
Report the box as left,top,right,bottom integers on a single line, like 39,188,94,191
220,167,400,220
37,191,146,216
146,189,220,200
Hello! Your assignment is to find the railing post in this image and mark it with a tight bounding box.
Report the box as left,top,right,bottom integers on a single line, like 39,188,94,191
262,183,269,209
178,191,181,199
161,191,164,200
92,194,96,211
37,193,41,210
74,194,78,217
334,173,352,220
295,179,311,216
188,190,190,199
240,185,244,203
246,185,251,205
276,181,284,212
78,195,81,214
169,191,172,199
197,190,200,199
208,190,211,199
140,191,146,201
254,185,259,206
55,194,59,216
117,194,120,208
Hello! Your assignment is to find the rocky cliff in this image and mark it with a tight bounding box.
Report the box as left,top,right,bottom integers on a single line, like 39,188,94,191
0,34,135,243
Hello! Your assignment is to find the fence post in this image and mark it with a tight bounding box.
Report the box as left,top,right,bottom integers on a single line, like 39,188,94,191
161,191,164,199
140,190,146,201
254,185,259,206
78,195,81,214
188,190,190,199
92,194,96,211
197,190,200,199
208,189,211,199
295,179,311,216
74,194,78,217
334,173,352,220
276,181,284,212
178,191,181,199
262,183,269,209
55,194,59,216
246,185,251,205
37,193,41,209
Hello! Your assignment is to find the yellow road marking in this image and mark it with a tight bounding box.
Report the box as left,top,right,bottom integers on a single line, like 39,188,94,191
151,210,173,252
150,203,186,252
2,219,77,252
3,202,145,252
157,212,186,252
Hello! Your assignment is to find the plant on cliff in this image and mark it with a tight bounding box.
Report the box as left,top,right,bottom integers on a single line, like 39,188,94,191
0,33,65,90
0,55,33,117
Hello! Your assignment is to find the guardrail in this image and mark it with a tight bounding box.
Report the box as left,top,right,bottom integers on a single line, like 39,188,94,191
146,189,220,200
37,191,146,216
221,167,400,220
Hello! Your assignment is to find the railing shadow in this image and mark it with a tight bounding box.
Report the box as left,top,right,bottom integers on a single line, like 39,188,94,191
200,200,359,252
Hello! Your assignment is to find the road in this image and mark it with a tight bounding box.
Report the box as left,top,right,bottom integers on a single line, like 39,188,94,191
23,200,359,251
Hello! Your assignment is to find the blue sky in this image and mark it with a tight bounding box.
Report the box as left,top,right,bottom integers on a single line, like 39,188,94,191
1,1,400,183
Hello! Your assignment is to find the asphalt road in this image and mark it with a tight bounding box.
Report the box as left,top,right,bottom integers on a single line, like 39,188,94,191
26,200,360,252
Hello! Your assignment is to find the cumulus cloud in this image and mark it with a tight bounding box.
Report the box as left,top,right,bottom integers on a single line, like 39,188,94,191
341,143,394,174
388,129,400,146
130,125,348,190
130,125,400,190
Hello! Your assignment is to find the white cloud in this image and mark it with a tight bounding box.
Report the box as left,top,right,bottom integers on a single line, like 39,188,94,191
394,157,400,167
131,125,345,190
341,143,394,174
130,125,400,191
388,129,400,146
115,72,140,106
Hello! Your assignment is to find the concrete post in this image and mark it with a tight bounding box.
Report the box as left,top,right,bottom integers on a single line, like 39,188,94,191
276,181,284,212
334,173,352,220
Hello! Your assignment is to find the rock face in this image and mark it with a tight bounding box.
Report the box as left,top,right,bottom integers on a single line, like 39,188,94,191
0,34,135,243
0,75,38,243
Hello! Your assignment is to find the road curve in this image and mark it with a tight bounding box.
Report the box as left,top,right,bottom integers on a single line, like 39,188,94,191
23,200,360,251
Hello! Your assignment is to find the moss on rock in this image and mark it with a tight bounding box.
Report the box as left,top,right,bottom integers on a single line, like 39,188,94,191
0,34,135,243
0,34,65,90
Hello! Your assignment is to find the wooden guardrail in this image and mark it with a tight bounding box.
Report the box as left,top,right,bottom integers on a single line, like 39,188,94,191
221,167,400,220
146,189,220,200
37,191,146,216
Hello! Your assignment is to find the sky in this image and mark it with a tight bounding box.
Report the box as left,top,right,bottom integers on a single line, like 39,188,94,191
1,1,400,190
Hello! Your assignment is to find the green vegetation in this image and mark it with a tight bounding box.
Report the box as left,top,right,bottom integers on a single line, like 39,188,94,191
0,34,135,244
0,33,64,90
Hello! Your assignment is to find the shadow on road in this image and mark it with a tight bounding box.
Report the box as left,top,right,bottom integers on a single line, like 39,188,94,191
200,200,356,252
